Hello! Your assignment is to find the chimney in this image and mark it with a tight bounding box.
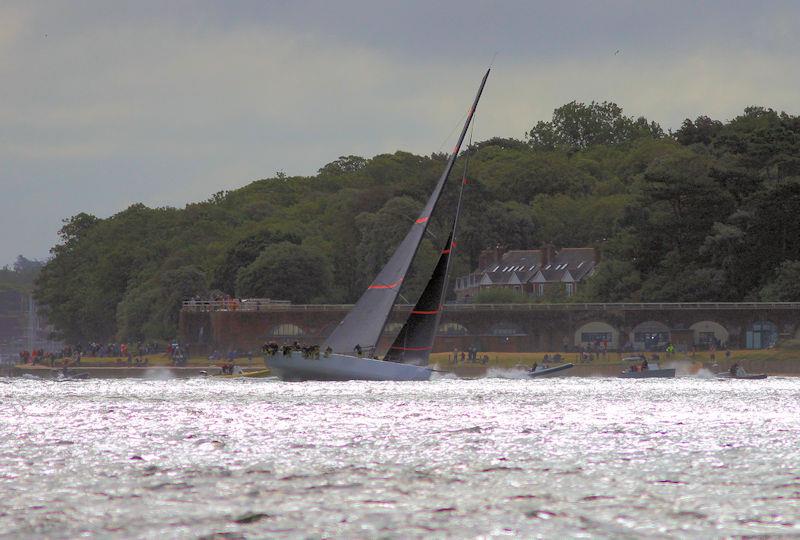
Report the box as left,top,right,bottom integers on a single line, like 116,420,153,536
541,243,556,266
478,244,506,270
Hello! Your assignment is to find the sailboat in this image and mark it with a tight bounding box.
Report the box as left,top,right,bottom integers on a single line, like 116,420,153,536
266,69,490,381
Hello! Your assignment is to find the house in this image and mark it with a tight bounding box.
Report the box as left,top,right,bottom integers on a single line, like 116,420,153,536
454,244,599,301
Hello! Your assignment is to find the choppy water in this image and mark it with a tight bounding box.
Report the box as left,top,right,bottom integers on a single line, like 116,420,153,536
1,376,799,539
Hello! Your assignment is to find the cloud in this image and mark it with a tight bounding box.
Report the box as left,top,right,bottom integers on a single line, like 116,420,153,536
1,1,799,265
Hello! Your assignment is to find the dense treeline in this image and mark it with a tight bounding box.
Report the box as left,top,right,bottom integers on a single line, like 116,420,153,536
34,101,800,343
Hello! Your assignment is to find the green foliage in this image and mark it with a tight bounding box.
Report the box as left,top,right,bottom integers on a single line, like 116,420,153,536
235,242,331,303
575,260,641,302
0,256,43,293
759,261,800,301
31,101,800,343
527,101,664,151
212,228,300,294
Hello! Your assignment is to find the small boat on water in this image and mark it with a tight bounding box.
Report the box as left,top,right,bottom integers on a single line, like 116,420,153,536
716,363,767,380
716,369,768,380
528,363,574,378
618,357,675,379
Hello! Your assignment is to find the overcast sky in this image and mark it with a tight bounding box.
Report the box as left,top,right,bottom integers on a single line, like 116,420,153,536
1,1,798,266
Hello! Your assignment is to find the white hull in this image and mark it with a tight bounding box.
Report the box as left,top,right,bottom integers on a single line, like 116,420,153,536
266,351,432,381
529,363,574,378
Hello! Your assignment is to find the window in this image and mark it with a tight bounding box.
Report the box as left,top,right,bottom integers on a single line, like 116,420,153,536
536,283,544,296
581,332,611,343
491,323,524,336
698,331,716,345
438,322,468,336
634,332,669,344
270,324,304,337
565,283,574,296
746,320,778,349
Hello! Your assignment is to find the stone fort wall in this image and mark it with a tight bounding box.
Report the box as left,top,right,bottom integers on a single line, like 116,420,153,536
178,302,800,354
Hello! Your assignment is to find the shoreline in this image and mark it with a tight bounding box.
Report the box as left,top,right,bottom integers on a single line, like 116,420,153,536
10,355,800,379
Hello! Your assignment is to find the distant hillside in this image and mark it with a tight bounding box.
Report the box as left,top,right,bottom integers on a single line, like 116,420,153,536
33,101,800,344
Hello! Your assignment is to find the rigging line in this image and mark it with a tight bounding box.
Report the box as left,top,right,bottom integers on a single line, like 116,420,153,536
437,109,469,154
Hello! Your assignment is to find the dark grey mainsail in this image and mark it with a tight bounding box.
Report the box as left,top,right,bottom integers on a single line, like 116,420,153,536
323,69,490,355
382,232,453,365
383,169,467,365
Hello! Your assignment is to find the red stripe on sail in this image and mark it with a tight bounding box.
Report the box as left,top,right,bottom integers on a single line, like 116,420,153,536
368,279,403,290
415,216,429,224
441,249,450,254
390,345,432,351
410,309,439,315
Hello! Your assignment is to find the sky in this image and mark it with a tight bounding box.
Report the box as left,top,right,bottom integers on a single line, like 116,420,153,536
1,0,799,266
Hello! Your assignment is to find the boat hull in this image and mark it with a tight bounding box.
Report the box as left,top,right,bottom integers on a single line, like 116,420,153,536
618,368,676,379
529,363,574,378
716,372,768,380
266,351,432,381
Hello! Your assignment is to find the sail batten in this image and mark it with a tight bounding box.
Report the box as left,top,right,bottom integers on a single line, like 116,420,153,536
322,69,490,355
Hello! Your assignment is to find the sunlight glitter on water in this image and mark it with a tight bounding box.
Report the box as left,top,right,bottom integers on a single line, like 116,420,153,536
1,377,799,538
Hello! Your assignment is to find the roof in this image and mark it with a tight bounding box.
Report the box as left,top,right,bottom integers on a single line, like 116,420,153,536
468,247,597,285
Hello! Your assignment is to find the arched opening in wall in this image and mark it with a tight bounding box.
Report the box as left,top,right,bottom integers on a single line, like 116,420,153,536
689,321,729,348
490,322,525,336
574,321,618,349
438,322,469,336
269,323,305,338
383,322,404,335
630,320,670,351
746,320,777,349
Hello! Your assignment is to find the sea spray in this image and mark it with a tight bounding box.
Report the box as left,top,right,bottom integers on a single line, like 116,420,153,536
483,367,530,379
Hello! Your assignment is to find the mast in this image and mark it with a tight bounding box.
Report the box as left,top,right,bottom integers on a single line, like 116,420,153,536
323,69,490,355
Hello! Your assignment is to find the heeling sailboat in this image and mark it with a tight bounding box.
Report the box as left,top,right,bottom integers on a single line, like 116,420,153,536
266,69,489,381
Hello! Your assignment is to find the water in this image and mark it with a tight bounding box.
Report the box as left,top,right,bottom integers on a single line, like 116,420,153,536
1,376,799,538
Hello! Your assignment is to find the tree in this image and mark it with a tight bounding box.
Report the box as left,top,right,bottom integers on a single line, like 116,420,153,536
576,260,641,302
235,242,331,303
527,101,663,151
760,261,800,301
212,228,299,294
674,115,723,146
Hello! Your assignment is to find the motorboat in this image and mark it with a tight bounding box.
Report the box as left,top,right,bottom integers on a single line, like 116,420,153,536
618,357,675,378
716,366,767,380
528,363,574,378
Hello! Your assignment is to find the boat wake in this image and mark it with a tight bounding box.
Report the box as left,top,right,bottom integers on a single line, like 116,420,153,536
664,360,713,378
430,371,460,381
483,368,531,379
